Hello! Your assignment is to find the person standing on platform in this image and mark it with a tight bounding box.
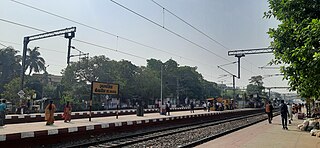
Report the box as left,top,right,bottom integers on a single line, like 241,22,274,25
280,100,289,130
207,101,211,112
287,103,293,124
202,102,207,111
45,100,56,125
166,101,171,116
27,100,31,114
63,101,72,123
265,101,273,124
0,99,7,126
190,102,194,113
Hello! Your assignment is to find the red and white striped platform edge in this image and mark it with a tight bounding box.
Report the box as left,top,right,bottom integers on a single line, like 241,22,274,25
0,109,254,142
5,107,193,120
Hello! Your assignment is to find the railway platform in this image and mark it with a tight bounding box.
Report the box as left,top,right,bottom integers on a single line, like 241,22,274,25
0,108,260,147
197,114,320,148
3,107,197,124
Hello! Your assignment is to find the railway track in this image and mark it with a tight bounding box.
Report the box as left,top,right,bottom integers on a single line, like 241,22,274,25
71,111,274,148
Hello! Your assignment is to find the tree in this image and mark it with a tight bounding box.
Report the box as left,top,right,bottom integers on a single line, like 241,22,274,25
60,56,222,108
133,67,160,104
0,47,21,93
177,66,203,101
246,75,265,106
1,77,34,106
247,75,264,96
202,80,220,99
265,0,320,99
25,47,46,75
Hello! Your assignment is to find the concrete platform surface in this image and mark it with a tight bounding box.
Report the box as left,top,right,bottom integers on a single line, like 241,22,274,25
2,108,259,143
197,115,320,148
0,109,208,135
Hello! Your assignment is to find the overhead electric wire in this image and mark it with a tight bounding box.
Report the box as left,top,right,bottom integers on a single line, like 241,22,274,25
0,18,146,60
150,0,278,86
110,0,278,85
0,42,8,48
10,0,254,77
9,0,213,69
7,0,278,86
0,18,217,77
109,0,230,62
0,39,66,54
151,0,229,50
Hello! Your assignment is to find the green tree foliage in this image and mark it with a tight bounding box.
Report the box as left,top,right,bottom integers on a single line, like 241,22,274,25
202,80,221,99
177,66,203,100
61,56,222,106
1,78,34,105
265,0,320,98
24,77,43,100
246,75,264,96
133,66,160,103
25,47,46,75
0,47,21,93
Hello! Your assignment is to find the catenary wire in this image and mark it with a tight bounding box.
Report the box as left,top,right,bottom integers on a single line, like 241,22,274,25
0,18,146,60
10,0,263,81
150,0,278,86
0,18,220,78
6,1,278,86
109,0,230,62
9,0,215,70
0,39,66,54
151,0,229,50
109,0,277,85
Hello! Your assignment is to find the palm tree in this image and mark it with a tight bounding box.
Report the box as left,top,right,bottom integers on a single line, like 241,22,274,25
25,47,46,75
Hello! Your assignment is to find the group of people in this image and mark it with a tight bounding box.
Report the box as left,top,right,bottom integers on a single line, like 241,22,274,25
265,100,299,130
44,101,72,125
202,101,226,112
202,101,212,112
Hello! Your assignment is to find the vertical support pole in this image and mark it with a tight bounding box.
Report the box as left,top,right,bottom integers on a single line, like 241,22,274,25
233,75,236,101
235,54,244,79
89,82,93,122
67,37,72,65
161,65,163,105
65,32,75,65
20,37,29,91
268,88,271,100
237,56,241,79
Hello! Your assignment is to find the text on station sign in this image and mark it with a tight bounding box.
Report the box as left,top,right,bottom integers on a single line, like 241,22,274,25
92,82,119,95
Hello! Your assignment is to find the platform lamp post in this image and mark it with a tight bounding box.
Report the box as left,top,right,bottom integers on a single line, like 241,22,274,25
161,65,163,106
160,65,164,115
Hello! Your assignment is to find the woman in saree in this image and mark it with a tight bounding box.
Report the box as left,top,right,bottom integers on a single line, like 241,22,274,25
45,100,56,125
63,101,72,122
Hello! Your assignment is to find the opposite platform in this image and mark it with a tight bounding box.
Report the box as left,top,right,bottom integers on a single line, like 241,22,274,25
197,114,320,148
0,108,262,146
4,107,197,124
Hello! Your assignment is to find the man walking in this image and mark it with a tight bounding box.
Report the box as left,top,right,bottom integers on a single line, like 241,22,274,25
280,100,289,130
265,101,273,124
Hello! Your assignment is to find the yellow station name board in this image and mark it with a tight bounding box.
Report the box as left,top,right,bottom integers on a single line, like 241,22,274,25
92,82,119,95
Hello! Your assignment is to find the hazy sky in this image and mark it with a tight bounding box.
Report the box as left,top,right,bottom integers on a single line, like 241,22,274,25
0,0,293,94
